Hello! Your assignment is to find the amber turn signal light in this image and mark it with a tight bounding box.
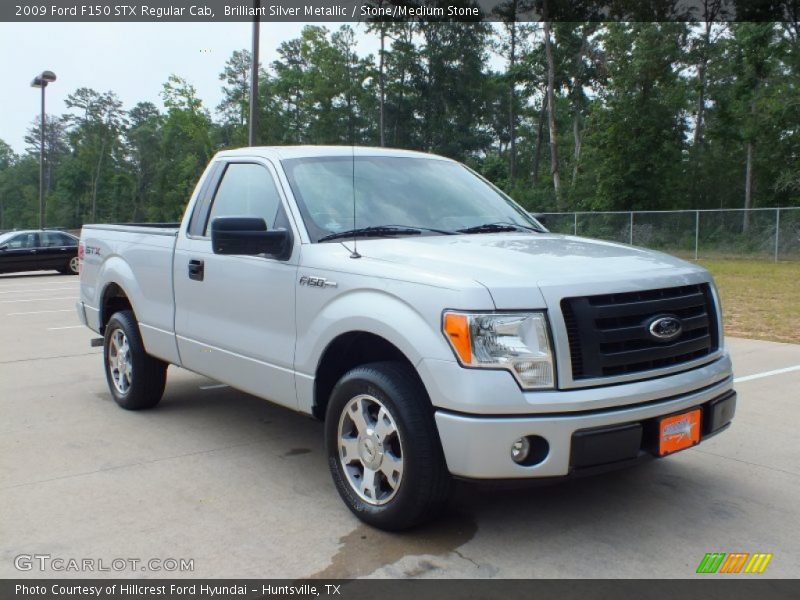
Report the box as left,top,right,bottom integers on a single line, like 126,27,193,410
443,312,472,364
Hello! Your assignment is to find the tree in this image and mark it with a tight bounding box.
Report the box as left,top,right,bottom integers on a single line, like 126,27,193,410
62,88,126,222
543,20,561,201
1,20,799,232
153,75,213,220
218,49,252,127
575,23,689,211
0,139,18,229
126,102,164,221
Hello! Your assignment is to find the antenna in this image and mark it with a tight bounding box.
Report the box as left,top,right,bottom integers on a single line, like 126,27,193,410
349,11,361,259
350,143,360,258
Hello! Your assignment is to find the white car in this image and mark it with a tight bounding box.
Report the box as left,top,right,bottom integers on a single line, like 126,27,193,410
77,146,736,530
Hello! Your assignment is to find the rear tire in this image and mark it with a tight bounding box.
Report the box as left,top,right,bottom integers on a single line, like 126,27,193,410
103,310,167,410
57,256,79,275
325,361,451,530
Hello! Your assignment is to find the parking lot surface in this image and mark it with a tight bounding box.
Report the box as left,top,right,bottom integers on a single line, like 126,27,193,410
1,272,799,578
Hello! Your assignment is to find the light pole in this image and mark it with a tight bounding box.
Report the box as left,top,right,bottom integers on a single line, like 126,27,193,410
31,70,56,230
248,0,260,146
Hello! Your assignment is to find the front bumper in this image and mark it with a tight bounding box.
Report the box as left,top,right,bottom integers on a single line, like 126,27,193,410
434,374,735,479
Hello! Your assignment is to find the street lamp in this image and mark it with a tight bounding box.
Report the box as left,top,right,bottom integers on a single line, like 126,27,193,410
31,70,56,230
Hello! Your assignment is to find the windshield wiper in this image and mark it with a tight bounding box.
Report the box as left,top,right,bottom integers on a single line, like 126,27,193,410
457,221,541,234
318,225,424,243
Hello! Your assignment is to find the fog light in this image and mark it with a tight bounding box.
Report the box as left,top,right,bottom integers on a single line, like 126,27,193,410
511,437,530,463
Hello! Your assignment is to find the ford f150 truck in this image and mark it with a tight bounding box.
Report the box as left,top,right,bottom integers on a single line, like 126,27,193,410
77,146,736,530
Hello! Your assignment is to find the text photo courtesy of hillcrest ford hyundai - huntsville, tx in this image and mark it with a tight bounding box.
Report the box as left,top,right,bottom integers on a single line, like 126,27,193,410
1,1,799,598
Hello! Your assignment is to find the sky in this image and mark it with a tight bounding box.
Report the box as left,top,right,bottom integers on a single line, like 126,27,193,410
0,22,384,153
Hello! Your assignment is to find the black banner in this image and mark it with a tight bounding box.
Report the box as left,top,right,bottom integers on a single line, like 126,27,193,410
3,0,799,22
3,580,800,600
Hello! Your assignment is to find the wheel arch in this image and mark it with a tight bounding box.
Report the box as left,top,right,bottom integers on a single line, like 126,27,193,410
99,282,134,333
312,331,424,420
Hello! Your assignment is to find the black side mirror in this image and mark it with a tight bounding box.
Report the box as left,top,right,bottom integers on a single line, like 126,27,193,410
211,217,292,260
0,244,7,251
530,212,548,227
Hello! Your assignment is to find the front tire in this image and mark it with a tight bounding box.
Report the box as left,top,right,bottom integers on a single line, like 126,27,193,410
325,361,451,530
103,310,167,410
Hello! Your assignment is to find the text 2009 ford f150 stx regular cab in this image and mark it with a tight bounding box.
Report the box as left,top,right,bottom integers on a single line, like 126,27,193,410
77,146,736,530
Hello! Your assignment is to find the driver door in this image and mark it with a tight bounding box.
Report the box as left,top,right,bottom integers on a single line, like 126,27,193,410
173,159,300,410
1,232,41,273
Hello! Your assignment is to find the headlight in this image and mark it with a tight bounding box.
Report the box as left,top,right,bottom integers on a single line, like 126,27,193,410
443,311,555,389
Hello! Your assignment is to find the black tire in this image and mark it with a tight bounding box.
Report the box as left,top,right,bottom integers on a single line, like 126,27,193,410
57,256,79,275
103,310,167,410
325,361,451,530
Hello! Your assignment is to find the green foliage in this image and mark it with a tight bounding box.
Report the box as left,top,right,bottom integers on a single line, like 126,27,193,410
0,22,798,230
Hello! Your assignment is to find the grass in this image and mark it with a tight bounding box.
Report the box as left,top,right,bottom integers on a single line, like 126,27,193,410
700,259,800,344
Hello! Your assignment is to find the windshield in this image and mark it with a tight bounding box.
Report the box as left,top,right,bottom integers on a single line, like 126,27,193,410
0,232,16,245
281,156,540,242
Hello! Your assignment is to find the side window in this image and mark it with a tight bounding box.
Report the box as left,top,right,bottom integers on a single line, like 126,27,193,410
7,233,38,249
42,232,73,247
204,163,284,236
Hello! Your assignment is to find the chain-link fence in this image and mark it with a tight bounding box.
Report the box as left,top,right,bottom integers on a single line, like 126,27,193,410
536,208,800,261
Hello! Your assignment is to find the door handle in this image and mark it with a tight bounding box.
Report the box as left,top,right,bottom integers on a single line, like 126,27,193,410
188,259,204,281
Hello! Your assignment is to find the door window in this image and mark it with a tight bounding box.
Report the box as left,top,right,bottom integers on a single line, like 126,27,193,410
205,163,285,236
42,232,76,247
6,233,39,249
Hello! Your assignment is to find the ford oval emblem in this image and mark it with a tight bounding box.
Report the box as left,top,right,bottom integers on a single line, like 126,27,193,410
648,316,682,341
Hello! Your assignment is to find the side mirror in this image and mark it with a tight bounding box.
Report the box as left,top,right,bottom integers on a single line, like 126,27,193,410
0,244,7,251
210,217,292,260
530,212,548,227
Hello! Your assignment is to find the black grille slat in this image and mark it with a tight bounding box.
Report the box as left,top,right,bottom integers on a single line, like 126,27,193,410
588,292,707,319
599,335,712,368
561,284,719,380
596,324,653,344
596,314,710,344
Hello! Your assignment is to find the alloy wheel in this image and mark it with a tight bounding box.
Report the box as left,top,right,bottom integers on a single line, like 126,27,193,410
337,394,404,505
108,329,133,395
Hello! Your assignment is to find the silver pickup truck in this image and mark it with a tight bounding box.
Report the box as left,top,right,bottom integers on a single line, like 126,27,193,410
77,146,736,530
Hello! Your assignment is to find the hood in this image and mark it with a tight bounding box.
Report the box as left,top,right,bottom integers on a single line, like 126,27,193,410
353,233,709,308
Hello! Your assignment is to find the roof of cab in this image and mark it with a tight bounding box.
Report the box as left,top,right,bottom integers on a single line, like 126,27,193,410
214,145,453,162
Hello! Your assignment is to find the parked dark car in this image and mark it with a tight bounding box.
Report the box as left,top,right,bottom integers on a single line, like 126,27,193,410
0,230,80,275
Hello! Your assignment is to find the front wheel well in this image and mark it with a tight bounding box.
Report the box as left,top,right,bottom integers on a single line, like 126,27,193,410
313,332,422,420
100,283,133,333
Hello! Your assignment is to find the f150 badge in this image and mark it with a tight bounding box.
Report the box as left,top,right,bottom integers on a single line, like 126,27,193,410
299,275,337,288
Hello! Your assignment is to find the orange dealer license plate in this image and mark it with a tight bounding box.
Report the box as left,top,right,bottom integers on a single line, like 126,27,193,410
658,409,702,456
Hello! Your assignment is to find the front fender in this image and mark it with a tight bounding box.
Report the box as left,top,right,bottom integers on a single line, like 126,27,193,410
294,287,477,414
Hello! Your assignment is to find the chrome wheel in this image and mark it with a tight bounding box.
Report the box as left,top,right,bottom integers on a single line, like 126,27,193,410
338,394,404,505
69,256,79,274
108,329,132,395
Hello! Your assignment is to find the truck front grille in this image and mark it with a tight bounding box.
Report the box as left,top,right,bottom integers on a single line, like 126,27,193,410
561,284,718,380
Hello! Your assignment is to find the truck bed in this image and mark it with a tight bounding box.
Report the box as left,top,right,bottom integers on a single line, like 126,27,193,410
79,222,181,365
